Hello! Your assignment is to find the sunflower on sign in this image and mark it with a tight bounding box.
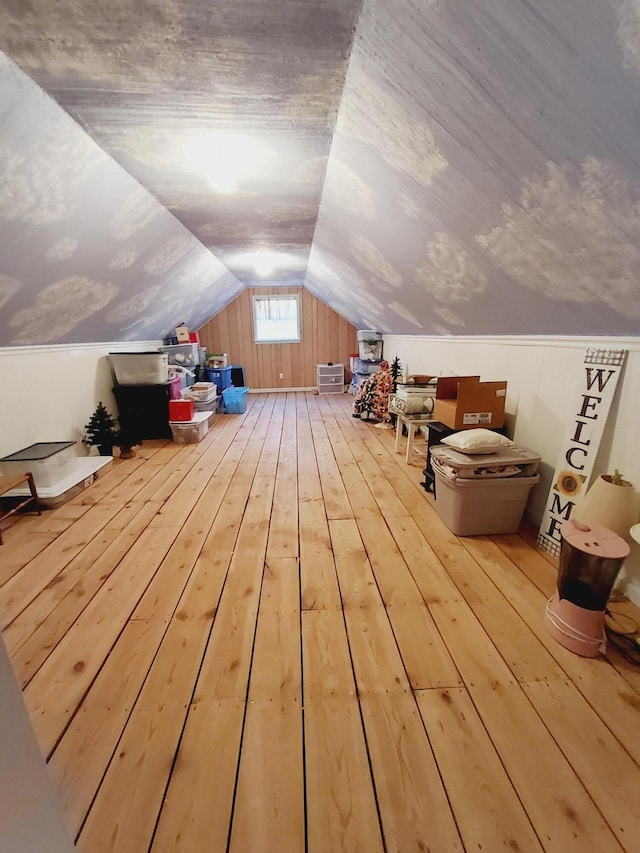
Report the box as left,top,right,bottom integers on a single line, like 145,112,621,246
554,470,586,497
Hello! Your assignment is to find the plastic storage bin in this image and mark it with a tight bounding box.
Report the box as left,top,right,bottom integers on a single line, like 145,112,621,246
108,352,168,385
160,343,200,368
354,358,381,375
357,330,383,360
185,382,217,402
169,411,212,443
431,445,540,535
317,363,344,394
434,470,540,535
1,441,77,489
221,386,249,414
205,366,232,390
194,398,219,416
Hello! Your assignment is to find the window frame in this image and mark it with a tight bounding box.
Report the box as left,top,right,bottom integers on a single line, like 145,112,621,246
251,294,301,344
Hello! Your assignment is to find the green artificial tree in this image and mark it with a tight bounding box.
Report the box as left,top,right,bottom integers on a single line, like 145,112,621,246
84,402,120,456
388,356,403,427
390,355,403,390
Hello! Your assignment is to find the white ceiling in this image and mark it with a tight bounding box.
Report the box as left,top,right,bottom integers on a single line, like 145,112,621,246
1,0,639,344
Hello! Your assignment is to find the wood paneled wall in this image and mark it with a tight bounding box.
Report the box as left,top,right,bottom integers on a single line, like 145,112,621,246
197,287,358,389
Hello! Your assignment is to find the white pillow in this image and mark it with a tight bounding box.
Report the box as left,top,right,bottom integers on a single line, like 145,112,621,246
440,428,513,454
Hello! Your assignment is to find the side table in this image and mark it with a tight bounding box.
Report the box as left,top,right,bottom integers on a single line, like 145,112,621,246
394,414,432,464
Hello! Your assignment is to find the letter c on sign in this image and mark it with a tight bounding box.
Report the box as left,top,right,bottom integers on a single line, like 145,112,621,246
565,446,588,471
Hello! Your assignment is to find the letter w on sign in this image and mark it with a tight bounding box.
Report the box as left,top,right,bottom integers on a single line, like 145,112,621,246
537,348,628,558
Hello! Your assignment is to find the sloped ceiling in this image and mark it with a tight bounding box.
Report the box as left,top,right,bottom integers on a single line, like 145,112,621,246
1,0,640,345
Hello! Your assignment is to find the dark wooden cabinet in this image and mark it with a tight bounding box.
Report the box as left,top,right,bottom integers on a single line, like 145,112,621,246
113,383,173,440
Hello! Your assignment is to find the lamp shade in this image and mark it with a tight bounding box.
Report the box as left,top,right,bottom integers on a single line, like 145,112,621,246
573,472,635,541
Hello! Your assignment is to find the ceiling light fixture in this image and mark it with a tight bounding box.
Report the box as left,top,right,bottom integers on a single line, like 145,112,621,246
188,134,269,194
254,251,277,277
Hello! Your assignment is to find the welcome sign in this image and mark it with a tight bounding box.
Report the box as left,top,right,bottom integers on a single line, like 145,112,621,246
537,348,628,557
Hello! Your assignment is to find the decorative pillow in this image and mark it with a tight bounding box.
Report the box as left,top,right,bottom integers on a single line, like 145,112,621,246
441,428,513,454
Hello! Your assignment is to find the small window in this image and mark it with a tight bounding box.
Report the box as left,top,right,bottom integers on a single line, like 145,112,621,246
252,295,300,343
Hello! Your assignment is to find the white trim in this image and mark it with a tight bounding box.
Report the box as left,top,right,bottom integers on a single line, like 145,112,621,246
0,341,163,357
249,387,316,393
383,334,640,350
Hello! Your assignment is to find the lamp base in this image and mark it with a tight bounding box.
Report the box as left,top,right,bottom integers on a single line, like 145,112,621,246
544,592,606,657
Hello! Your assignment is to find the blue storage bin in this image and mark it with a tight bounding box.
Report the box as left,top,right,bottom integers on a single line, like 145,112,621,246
222,386,249,414
204,366,232,390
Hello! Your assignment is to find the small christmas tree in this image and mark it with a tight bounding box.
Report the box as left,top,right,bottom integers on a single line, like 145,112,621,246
84,402,119,455
390,356,403,389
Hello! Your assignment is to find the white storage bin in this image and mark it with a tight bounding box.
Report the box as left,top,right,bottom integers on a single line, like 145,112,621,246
109,352,168,385
354,358,381,375
194,399,219,418
357,331,383,360
1,441,78,489
169,411,212,443
356,330,382,342
160,343,200,367
185,382,217,402
317,363,344,394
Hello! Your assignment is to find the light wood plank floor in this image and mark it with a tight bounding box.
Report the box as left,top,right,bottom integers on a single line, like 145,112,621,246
2,392,640,852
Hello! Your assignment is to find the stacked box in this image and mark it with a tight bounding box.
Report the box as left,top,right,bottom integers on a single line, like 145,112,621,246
108,352,168,385
168,399,195,421
159,343,200,368
169,411,212,443
357,330,383,360
434,376,506,429
186,382,217,402
354,358,381,375
205,366,232,390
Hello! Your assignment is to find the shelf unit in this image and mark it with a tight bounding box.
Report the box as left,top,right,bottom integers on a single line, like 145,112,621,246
317,363,344,394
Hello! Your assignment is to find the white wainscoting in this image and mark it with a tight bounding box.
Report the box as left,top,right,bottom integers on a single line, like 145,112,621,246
383,335,640,601
0,342,162,459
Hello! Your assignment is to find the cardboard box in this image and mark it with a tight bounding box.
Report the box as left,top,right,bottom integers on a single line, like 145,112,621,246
169,398,195,422
434,376,507,430
175,322,190,343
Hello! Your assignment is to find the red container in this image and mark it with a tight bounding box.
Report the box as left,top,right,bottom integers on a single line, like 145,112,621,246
169,399,195,422
189,331,200,344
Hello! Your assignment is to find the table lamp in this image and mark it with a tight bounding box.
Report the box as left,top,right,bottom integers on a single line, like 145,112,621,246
573,470,636,541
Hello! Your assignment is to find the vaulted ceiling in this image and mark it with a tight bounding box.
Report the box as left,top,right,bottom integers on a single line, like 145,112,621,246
1,0,639,345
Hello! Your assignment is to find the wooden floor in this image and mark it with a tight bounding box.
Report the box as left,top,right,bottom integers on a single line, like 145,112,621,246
2,391,640,852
